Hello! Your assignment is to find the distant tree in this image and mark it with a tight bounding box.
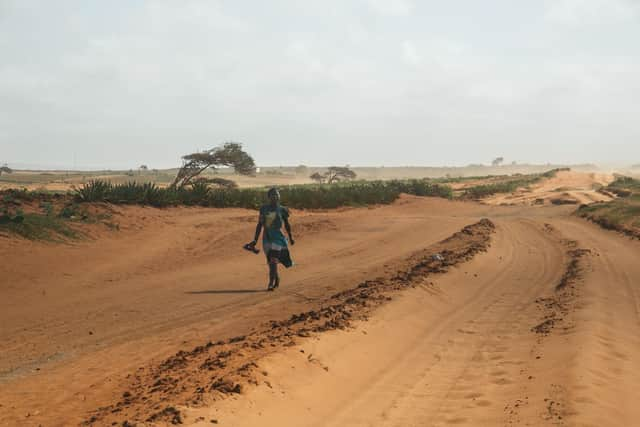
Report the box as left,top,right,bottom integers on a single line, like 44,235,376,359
492,157,504,167
310,172,325,183
0,165,12,176
310,166,357,184
295,165,309,175
138,165,148,175
325,166,357,183
171,142,255,189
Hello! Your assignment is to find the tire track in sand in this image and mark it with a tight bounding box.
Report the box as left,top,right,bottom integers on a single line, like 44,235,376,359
544,218,640,426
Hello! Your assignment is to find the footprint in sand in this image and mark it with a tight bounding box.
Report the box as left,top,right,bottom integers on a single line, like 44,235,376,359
445,416,468,424
471,353,486,363
612,351,629,361
574,396,595,404
464,392,483,399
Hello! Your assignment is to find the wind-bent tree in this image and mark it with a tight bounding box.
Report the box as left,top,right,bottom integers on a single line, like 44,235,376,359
310,172,325,184
0,165,13,176
171,142,255,189
491,157,504,167
325,166,357,184
310,166,357,184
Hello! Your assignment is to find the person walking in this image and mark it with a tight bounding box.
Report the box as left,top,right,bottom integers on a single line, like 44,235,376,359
247,188,294,291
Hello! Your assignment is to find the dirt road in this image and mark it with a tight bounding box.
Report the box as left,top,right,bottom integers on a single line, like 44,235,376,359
485,170,613,205
1,192,640,426
184,214,640,427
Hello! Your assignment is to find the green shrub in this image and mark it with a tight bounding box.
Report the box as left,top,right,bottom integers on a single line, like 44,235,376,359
607,176,640,195
74,180,112,202
40,201,54,216
59,203,89,220
0,207,25,224
0,211,78,240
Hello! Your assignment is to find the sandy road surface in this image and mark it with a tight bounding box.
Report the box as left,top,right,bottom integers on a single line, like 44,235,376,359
1,192,639,426
485,170,613,205
188,216,640,427
1,197,494,425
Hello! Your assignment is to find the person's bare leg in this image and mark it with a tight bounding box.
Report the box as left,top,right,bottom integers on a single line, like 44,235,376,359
268,257,279,290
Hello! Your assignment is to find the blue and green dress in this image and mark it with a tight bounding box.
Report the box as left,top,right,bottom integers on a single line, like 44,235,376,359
260,204,293,268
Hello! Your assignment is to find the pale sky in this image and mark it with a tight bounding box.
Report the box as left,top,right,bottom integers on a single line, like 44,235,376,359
1,0,639,169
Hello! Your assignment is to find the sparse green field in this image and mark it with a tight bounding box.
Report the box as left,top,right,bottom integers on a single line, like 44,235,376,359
578,176,640,238
0,212,79,241
0,189,115,241
0,167,572,240
457,169,567,199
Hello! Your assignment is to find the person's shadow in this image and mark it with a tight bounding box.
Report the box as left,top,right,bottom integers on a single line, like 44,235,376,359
185,289,267,295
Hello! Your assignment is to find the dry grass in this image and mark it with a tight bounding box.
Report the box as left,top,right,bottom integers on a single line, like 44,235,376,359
578,177,640,238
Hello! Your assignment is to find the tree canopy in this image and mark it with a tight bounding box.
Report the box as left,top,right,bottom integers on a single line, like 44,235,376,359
171,142,255,189
310,166,357,184
491,157,504,167
310,172,325,183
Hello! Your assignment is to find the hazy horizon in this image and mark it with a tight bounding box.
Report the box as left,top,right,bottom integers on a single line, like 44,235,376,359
2,0,640,170
3,161,630,173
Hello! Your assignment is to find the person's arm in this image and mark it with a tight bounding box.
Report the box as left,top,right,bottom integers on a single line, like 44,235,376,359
250,211,263,247
252,221,263,245
283,216,294,245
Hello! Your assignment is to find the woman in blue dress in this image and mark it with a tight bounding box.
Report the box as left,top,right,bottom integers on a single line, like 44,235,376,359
248,188,295,291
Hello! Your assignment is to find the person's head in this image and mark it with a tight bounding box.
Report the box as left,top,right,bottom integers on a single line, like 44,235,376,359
267,187,280,205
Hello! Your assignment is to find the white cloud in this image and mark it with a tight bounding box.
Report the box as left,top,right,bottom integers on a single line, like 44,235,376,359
366,0,413,16
401,40,421,65
544,0,640,26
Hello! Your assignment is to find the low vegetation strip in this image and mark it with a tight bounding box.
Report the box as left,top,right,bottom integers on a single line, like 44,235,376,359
0,189,116,240
0,211,79,241
578,176,640,239
0,168,566,240
459,168,568,199
72,168,566,209
83,219,495,426
73,179,454,209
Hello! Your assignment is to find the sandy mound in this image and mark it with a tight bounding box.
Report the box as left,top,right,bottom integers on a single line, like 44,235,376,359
485,170,614,206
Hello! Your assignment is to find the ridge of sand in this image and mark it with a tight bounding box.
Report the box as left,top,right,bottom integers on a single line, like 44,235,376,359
484,170,614,206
